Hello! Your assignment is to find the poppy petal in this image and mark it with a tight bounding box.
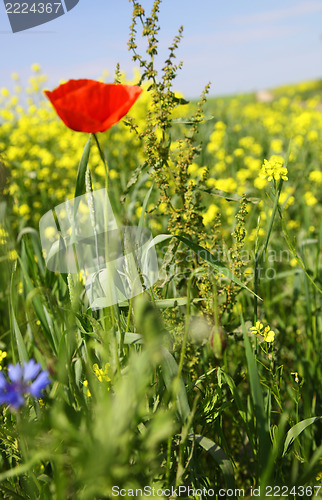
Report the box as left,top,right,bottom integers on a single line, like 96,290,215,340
44,79,143,133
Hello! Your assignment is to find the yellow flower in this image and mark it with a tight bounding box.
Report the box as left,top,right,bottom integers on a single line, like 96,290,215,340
31,63,41,73
316,471,322,483
214,177,237,192
238,136,254,149
214,120,226,130
254,177,268,190
233,148,244,157
263,326,275,343
249,321,263,335
259,155,288,182
202,204,219,226
270,139,283,153
307,130,318,142
187,163,199,176
304,191,317,206
83,380,91,397
309,170,322,184
17,204,31,217
93,363,111,384
1,88,10,98
0,350,7,369
250,322,275,342
9,249,18,261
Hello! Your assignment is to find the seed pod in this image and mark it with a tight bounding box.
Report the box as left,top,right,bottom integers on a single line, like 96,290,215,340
210,325,227,360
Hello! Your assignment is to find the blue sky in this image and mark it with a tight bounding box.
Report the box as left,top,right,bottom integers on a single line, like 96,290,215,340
0,0,322,97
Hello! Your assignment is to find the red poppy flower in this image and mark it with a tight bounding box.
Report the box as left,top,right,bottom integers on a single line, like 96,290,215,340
44,79,143,133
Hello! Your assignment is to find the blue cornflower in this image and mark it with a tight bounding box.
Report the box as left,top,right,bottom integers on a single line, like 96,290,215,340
0,359,50,409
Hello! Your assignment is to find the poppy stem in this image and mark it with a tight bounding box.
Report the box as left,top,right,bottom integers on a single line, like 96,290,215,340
92,134,120,373
92,133,109,193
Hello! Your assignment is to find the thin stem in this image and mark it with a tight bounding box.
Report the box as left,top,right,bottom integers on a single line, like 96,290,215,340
92,134,120,375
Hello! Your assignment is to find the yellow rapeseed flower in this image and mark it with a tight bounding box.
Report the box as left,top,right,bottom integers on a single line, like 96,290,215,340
83,380,91,397
263,325,275,343
250,321,263,335
1,88,9,98
31,63,41,73
304,191,317,206
203,204,219,226
93,363,111,383
8,249,18,261
270,139,283,153
0,350,7,369
250,322,275,343
309,170,322,184
259,155,288,182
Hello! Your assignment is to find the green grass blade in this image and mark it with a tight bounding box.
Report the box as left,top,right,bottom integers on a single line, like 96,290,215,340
198,186,259,204
161,347,190,423
154,297,204,308
74,136,91,199
139,182,154,228
191,435,236,491
296,444,322,486
18,255,56,353
10,264,28,363
282,416,322,456
241,314,271,474
222,371,255,453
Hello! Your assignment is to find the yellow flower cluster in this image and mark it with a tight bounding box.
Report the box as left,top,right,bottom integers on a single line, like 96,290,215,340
83,363,111,397
250,321,275,343
93,363,111,383
259,155,288,182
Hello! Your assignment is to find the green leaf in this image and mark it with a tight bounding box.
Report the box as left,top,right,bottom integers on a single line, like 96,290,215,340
173,235,261,300
283,416,322,456
296,444,322,485
171,115,215,125
74,136,91,200
18,253,57,353
241,315,271,473
222,370,255,453
139,182,154,228
10,264,28,363
17,228,45,276
172,96,190,105
120,161,149,203
161,347,190,423
191,435,236,490
116,332,143,345
197,186,259,204
154,297,204,308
